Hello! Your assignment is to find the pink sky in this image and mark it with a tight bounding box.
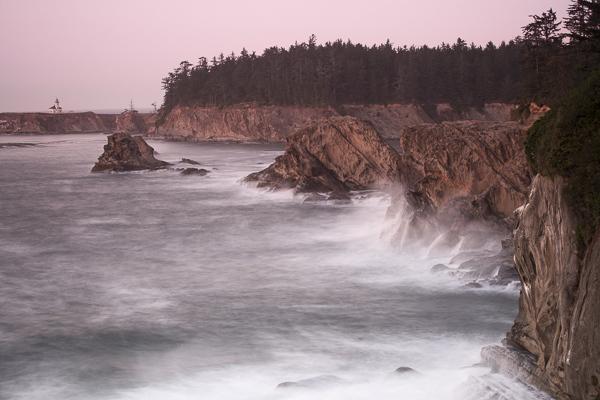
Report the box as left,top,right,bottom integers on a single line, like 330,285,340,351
0,0,571,112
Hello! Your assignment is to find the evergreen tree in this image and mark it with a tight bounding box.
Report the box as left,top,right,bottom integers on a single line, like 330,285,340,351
565,0,600,41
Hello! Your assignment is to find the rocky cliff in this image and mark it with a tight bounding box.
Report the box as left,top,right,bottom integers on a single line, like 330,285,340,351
485,71,600,400
154,102,518,143
0,112,117,134
245,116,403,195
115,111,157,134
397,121,531,221
245,116,530,223
497,175,600,400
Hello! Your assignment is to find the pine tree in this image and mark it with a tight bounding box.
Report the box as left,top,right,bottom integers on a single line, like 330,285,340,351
565,0,600,41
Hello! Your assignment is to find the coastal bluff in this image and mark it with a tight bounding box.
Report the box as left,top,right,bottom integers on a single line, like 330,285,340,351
0,111,156,135
152,102,520,142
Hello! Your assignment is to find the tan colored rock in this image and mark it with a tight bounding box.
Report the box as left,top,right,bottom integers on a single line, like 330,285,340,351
245,116,403,193
92,132,169,172
397,121,531,220
154,103,519,142
0,112,116,134
508,175,600,400
155,104,337,142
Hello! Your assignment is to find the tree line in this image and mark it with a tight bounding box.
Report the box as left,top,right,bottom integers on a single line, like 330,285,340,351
161,0,600,115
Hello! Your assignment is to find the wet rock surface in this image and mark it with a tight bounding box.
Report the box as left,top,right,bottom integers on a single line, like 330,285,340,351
180,158,201,165
276,375,344,390
179,167,209,176
92,132,170,172
394,366,419,375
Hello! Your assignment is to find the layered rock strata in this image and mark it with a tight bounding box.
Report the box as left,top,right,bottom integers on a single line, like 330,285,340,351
154,102,519,142
498,175,600,400
244,116,403,195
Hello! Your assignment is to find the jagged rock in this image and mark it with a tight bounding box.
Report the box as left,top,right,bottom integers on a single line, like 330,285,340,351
180,168,209,176
397,121,531,221
244,116,403,195
464,281,483,289
480,344,553,395
508,175,600,400
91,132,169,172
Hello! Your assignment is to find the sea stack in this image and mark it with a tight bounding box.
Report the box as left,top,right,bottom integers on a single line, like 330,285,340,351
91,132,170,172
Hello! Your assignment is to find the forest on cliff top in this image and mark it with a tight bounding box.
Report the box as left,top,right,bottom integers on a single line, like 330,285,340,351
161,1,599,115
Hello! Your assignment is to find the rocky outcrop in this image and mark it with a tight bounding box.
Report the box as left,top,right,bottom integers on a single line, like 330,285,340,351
245,116,403,194
154,103,519,142
504,175,600,400
115,111,157,134
397,121,531,221
92,132,169,172
0,112,116,134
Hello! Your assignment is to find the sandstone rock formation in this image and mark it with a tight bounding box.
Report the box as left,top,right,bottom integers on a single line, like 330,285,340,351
156,104,337,142
92,132,169,172
153,103,519,142
504,175,600,400
245,116,403,194
397,121,531,221
0,112,116,134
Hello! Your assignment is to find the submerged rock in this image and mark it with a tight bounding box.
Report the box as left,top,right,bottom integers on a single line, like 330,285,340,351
394,366,419,375
180,167,209,176
92,132,170,172
430,264,450,273
180,158,201,165
245,116,403,195
464,281,483,289
276,375,344,390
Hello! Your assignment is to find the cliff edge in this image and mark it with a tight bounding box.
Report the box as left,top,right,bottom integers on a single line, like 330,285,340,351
486,71,600,400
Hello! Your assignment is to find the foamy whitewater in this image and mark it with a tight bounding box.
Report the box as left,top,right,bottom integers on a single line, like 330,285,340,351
0,135,548,400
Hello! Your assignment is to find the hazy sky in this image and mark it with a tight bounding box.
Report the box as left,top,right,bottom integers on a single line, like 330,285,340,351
0,0,571,112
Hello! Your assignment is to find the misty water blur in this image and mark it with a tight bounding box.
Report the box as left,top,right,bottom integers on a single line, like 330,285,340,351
0,135,544,400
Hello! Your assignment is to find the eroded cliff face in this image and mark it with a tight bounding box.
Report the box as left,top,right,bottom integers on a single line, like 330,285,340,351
397,121,531,220
155,103,519,142
0,112,116,134
156,104,337,142
506,175,600,400
115,111,156,134
245,116,403,194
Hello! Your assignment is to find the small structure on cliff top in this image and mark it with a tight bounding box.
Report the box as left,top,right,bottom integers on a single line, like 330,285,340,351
124,99,137,114
48,98,63,114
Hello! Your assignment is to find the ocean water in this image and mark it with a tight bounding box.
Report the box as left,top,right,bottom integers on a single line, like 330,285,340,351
0,135,547,400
